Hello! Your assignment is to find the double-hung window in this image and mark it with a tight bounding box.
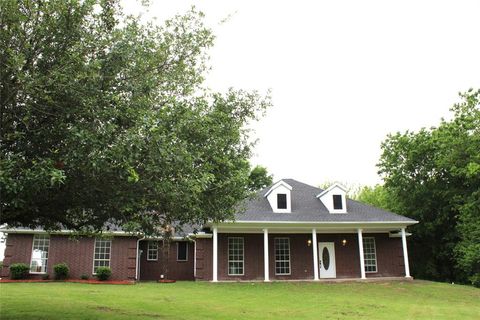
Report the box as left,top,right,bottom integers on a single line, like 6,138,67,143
177,242,188,261
93,238,111,273
147,241,158,261
228,237,244,275
363,237,377,273
30,234,50,273
275,238,291,275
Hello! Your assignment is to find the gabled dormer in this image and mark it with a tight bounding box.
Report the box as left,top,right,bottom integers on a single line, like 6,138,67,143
264,180,292,213
316,182,347,214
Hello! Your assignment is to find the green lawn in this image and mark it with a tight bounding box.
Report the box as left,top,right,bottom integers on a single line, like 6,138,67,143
0,280,479,319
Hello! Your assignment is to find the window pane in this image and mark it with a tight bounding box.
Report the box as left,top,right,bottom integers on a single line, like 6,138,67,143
177,242,188,261
274,238,290,275
333,195,343,210
147,241,158,260
362,237,377,273
93,238,111,273
277,194,287,209
30,235,50,273
228,237,244,275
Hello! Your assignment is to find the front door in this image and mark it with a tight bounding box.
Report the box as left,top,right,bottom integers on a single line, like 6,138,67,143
318,242,336,278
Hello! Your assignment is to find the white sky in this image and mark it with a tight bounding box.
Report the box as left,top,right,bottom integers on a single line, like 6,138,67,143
1,0,479,261
122,0,480,187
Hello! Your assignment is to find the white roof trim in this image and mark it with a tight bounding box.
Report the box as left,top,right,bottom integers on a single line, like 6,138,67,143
0,228,191,239
316,182,347,198
189,232,213,239
0,228,136,237
264,180,293,197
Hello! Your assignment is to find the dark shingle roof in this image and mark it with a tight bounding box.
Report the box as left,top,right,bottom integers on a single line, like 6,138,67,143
235,179,416,223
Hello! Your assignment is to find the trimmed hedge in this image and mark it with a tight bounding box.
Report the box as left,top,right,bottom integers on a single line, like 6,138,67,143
53,263,69,280
95,267,112,281
9,263,29,279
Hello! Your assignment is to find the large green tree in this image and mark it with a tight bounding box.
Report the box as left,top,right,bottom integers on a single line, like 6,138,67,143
0,0,270,234
247,165,273,191
378,89,480,284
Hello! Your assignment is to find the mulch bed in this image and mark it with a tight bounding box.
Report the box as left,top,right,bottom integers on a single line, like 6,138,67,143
0,279,135,285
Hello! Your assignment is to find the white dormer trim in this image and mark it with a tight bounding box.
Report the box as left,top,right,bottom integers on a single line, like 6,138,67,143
264,180,293,198
264,180,292,213
316,182,348,214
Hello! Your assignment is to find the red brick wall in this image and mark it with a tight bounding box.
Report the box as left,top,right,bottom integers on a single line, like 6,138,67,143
194,238,212,281
317,233,405,278
365,233,405,278
317,233,361,278
1,233,138,280
269,234,314,280
1,234,33,278
196,232,407,281
139,240,194,281
218,234,265,281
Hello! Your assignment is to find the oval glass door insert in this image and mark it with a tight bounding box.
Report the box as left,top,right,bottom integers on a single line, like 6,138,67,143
322,247,330,270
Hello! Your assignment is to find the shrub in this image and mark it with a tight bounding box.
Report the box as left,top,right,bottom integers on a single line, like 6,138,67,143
42,274,50,280
9,263,29,279
470,273,480,288
80,274,89,280
53,263,69,280
95,267,112,281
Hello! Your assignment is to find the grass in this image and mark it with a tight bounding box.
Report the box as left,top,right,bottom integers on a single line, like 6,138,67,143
0,280,479,319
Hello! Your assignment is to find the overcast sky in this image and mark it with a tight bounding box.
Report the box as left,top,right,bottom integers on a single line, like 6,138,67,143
0,0,478,261
128,1,479,187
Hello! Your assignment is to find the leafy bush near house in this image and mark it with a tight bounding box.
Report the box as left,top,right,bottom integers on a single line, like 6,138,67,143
95,267,112,281
42,274,50,280
53,263,69,280
80,274,89,280
470,273,480,288
9,263,29,279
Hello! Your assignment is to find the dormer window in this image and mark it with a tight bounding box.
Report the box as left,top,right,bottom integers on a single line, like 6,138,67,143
333,195,343,210
277,194,287,209
264,180,292,213
316,183,348,214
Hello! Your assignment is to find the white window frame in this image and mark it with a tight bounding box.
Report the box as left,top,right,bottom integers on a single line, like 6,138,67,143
92,238,112,274
147,241,158,261
363,237,378,273
176,241,188,262
274,237,291,275
30,234,50,274
228,237,244,276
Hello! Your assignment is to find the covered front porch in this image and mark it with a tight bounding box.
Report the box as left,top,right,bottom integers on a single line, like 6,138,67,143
206,222,412,282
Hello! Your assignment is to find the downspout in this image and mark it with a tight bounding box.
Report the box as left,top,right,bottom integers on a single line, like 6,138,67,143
135,236,146,281
192,239,197,279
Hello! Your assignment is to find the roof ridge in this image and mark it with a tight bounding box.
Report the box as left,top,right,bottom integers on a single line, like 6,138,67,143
282,178,324,192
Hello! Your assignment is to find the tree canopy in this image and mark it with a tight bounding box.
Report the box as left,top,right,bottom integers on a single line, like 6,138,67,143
377,89,480,285
247,165,273,191
0,0,270,234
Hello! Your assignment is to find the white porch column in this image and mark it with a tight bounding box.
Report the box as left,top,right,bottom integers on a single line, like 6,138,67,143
212,226,218,282
401,228,411,278
312,229,319,280
263,228,270,281
357,228,366,279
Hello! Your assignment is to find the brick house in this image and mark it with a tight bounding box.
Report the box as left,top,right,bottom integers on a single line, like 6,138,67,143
1,179,417,281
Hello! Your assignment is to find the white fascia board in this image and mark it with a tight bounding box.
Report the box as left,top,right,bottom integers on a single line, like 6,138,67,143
389,232,412,238
263,180,292,197
0,228,139,237
214,220,419,230
316,182,347,198
188,233,213,239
